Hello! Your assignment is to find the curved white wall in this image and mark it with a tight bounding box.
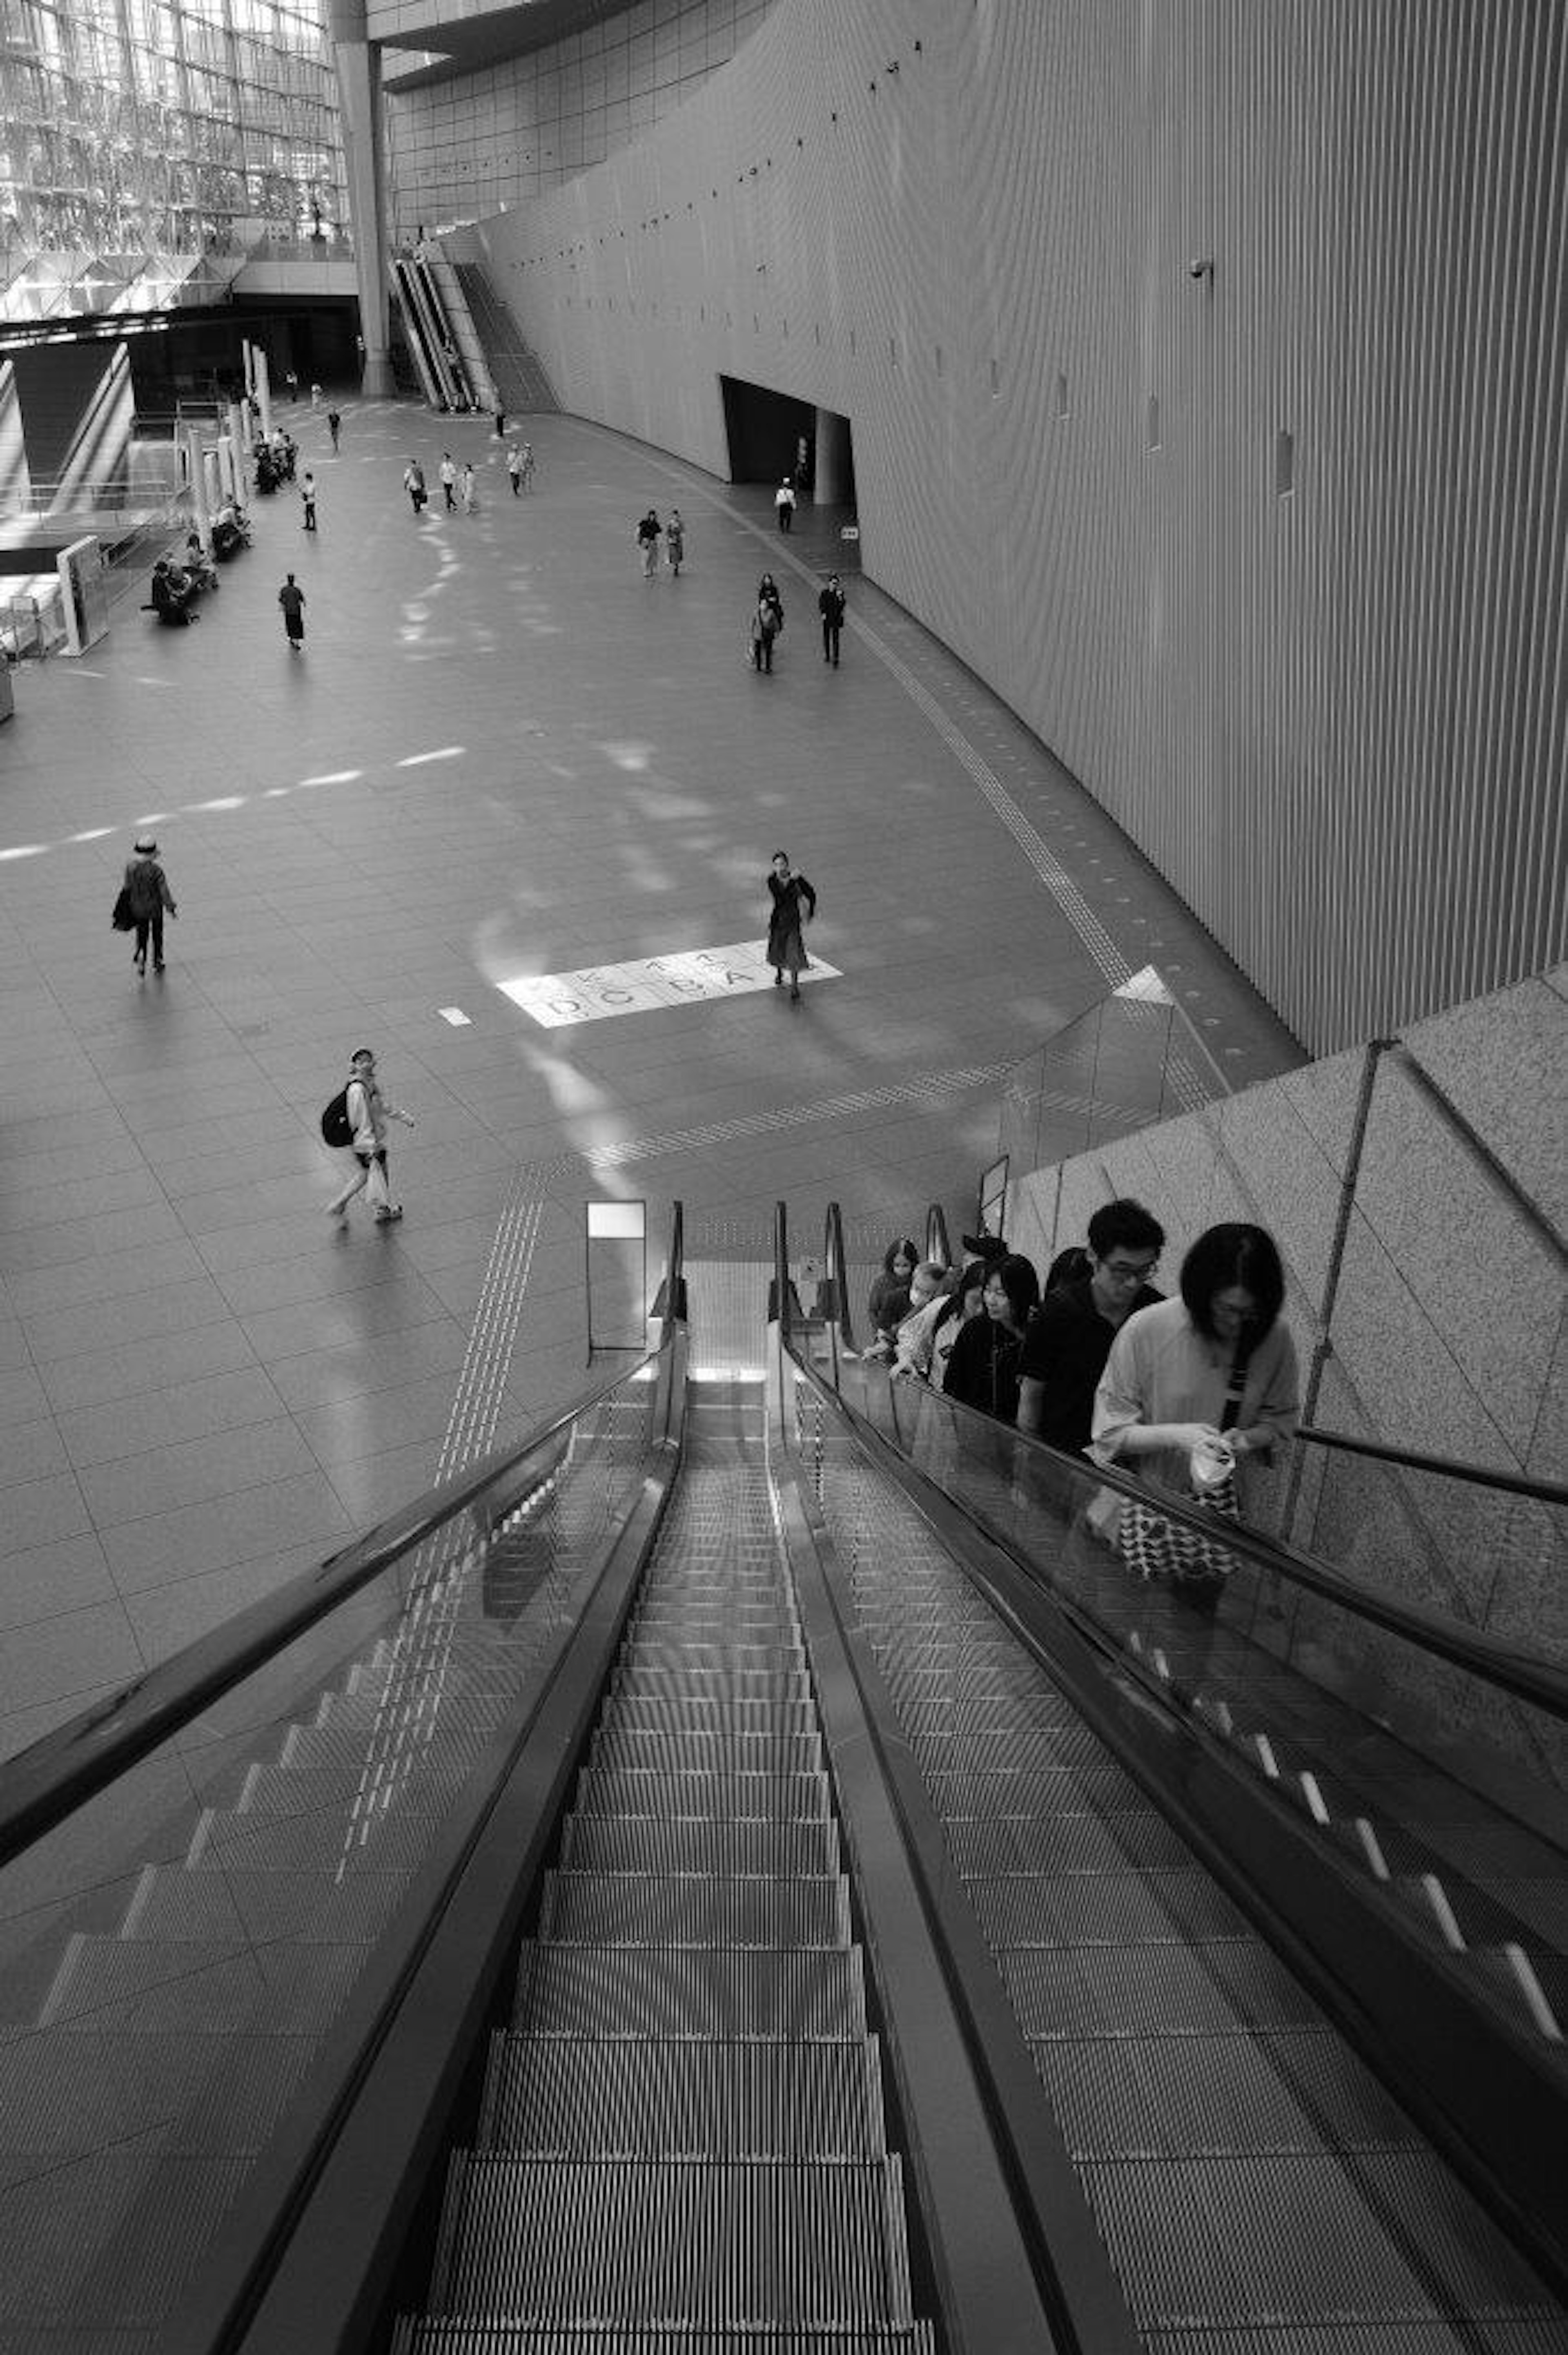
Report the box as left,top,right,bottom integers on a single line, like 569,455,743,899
427,0,1566,1055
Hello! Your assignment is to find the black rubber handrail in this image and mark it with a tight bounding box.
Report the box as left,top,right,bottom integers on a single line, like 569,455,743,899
1297,1422,1568,1506
0,1200,687,1873
805,1202,1568,1726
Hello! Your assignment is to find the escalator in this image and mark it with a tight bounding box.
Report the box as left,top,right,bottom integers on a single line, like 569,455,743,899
0,1204,1564,2351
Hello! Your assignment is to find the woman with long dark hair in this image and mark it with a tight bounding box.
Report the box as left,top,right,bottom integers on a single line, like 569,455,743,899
766,850,817,1002
942,1252,1040,1423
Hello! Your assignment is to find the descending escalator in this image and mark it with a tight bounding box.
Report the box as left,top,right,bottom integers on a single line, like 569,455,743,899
1,1208,1564,2354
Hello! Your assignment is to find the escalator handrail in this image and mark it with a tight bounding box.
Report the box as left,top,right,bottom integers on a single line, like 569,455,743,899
0,1201,687,1872
1296,1421,1568,1506
788,1224,1568,1726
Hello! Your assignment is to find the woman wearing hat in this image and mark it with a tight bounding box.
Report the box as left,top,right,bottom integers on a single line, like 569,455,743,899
122,837,178,975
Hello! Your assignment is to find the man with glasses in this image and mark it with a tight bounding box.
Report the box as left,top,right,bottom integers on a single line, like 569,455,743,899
1017,1199,1165,1454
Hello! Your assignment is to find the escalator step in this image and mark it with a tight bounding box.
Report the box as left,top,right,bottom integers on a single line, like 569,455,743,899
0,2151,250,2330
480,2036,885,2157
573,1769,832,1823
921,1764,1145,1817
613,1667,814,1702
122,1863,410,1945
1078,2149,1558,2329
996,1942,1324,2037
943,1867,1251,1947
560,1818,840,1877
40,1934,372,2032
1029,2027,1418,2158
906,1726,1117,1771
0,2026,314,2159
238,1764,463,1815
393,2326,938,2354
951,1810,1193,1876
428,2155,914,2326
190,1804,437,1872
539,1872,851,1950
603,1697,820,1735
897,1695,1085,1737
618,1643,807,1675
589,1730,824,1775
514,1945,868,2040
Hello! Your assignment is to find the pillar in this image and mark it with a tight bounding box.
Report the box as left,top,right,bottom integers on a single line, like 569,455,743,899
814,407,853,507
226,403,247,496
254,346,273,441
185,426,211,549
330,0,394,397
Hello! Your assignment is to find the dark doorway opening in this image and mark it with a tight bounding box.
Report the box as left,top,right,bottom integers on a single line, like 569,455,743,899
719,375,858,566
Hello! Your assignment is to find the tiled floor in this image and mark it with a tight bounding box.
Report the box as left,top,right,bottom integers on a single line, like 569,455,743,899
0,392,1301,1760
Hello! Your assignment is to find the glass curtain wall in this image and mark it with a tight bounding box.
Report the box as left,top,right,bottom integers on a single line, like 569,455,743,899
0,0,346,282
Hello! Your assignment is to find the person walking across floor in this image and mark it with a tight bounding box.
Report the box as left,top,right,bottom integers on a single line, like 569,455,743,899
403,458,426,514
494,406,507,439
324,1048,416,1224
506,441,523,496
460,460,476,514
819,572,845,665
636,509,662,576
520,442,535,491
775,476,796,533
666,509,686,574
300,470,317,531
439,452,457,510
121,836,178,976
766,849,816,1001
327,407,341,452
278,572,307,651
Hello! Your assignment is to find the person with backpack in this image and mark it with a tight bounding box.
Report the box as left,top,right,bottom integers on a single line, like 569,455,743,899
403,458,427,513
323,1048,416,1223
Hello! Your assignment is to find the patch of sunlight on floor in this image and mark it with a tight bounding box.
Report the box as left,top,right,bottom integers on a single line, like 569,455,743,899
397,746,465,768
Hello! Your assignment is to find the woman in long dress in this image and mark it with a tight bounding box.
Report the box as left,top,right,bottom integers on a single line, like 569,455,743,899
766,850,817,1001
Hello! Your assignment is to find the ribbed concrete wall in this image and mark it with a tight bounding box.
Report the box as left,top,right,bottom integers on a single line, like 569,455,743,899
425,0,1566,1054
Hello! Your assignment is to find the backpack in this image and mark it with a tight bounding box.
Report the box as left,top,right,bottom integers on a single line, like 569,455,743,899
320,1086,354,1148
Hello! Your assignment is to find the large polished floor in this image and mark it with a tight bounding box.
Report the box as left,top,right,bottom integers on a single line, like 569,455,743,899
0,393,1300,1760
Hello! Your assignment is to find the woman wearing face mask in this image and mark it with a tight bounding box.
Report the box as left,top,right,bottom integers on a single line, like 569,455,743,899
942,1253,1040,1422
1091,1223,1298,1607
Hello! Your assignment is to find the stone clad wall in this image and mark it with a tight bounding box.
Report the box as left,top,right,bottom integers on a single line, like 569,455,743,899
424,0,1568,1055
1003,968,1568,1661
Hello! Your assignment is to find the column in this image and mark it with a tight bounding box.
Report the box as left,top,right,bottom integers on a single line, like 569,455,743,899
254,346,273,441
330,0,394,398
814,407,853,507
185,426,211,549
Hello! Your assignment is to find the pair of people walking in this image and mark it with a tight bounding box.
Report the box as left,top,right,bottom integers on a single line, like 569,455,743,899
323,1048,416,1224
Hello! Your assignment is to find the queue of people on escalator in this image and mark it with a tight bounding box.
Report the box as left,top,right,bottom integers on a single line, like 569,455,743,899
855,1202,1300,1610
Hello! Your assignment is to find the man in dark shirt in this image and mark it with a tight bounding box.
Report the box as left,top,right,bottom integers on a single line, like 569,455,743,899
1017,1198,1165,1454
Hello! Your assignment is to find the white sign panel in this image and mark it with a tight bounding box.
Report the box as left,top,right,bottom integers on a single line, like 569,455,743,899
499,939,840,1029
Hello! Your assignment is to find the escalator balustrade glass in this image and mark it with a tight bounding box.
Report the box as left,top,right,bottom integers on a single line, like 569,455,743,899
0,1355,668,2352
807,1344,1568,2059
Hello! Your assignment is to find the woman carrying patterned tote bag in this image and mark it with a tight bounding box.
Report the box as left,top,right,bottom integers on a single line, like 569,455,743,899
1090,1223,1299,1615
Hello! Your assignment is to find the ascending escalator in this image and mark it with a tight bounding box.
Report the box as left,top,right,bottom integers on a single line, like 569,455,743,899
1,1208,1564,2353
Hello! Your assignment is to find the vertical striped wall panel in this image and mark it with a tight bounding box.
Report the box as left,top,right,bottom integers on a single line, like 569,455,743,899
416,0,1567,1055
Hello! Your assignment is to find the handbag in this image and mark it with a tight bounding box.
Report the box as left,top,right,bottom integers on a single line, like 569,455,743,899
1118,1349,1249,1603
111,885,136,932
